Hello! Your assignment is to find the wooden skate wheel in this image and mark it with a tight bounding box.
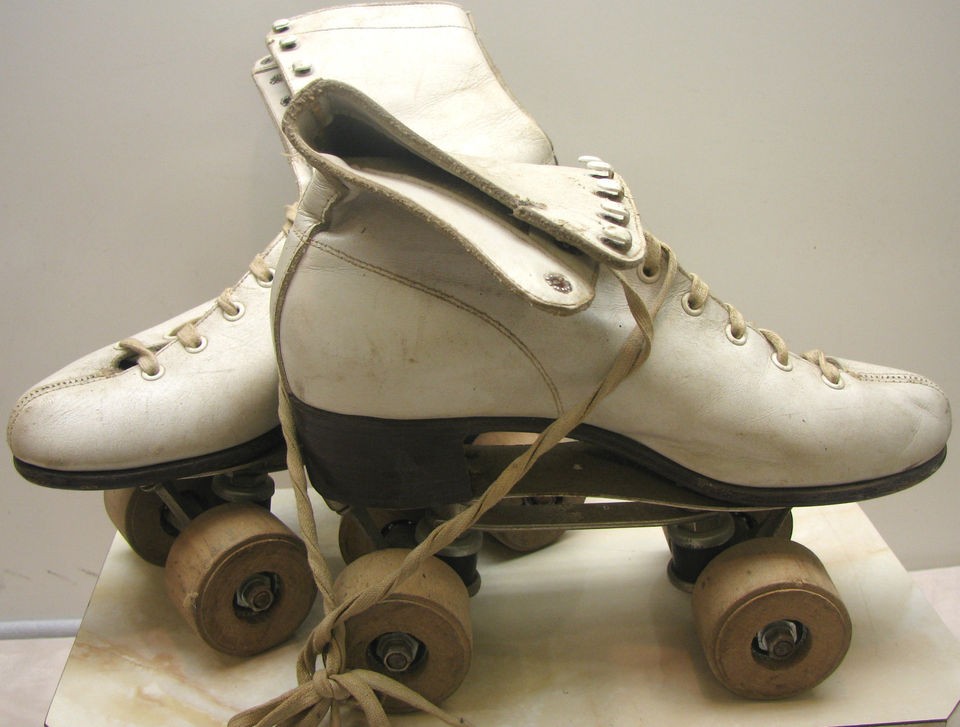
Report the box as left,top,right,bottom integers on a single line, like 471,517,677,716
490,528,563,552
104,487,178,566
472,432,581,552
488,496,586,552
691,537,851,699
165,503,316,656
333,549,472,711
338,508,423,564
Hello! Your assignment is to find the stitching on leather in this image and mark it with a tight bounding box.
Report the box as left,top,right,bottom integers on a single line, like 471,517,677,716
13,374,109,407
7,230,293,441
7,372,112,441
275,180,343,389
302,231,564,415
845,370,945,392
275,224,326,388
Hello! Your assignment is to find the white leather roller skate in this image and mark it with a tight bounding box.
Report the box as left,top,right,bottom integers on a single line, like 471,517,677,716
7,3,557,657
260,76,951,718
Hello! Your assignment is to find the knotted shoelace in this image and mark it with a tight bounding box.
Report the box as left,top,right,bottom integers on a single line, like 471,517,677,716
232,230,843,727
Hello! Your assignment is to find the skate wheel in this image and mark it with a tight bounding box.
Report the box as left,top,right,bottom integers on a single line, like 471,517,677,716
488,496,585,552
333,549,472,711
165,503,316,656
691,537,851,699
490,529,563,552
337,508,423,564
104,487,178,566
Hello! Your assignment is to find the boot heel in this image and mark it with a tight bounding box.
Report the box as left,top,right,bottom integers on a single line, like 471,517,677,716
289,397,476,509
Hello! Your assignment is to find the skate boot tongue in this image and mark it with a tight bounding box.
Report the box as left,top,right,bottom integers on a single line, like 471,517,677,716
283,79,647,313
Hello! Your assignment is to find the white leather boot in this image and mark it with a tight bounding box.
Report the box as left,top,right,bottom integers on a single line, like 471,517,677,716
257,79,952,712
275,80,950,510
210,10,955,719
7,3,555,491
231,14,952,719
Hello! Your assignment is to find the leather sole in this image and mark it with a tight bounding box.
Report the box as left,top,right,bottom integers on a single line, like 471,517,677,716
13,427,286,491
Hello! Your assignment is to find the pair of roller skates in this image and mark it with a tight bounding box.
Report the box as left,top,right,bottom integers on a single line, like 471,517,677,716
8,3,951,724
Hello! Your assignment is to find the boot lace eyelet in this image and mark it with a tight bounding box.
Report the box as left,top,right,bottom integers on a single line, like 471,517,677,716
724,323,747,345
256,268,276,288
141,365,165,381
681,292,704,316
638,264,661,284
771,352,794,372
821,373,845,390
223,301,246,322
185,336,208,354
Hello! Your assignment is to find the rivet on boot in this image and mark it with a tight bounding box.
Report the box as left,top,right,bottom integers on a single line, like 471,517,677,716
545,273,574,294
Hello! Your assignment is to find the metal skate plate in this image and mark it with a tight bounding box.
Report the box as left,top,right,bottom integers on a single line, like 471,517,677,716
45,490,960,727
470,441,774,531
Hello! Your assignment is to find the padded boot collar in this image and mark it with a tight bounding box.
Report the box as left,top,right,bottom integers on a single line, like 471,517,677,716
284,80,645,313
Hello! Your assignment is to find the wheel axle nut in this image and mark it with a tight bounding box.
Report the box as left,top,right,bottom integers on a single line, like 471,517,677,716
374,632,421,673
757,619,800,660
236,573,277,613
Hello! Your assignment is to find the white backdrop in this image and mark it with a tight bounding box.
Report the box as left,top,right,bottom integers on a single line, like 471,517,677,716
1,0,957,622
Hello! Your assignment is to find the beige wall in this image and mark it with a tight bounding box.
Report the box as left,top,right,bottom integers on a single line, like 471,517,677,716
1,1,957,624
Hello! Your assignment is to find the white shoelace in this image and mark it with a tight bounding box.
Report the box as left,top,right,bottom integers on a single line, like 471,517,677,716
641,232,843,385
115,207,294,378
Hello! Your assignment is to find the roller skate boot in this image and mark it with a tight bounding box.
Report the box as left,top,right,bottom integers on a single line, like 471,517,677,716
261,78,950,718
265,3,570,556
7,3,557,657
